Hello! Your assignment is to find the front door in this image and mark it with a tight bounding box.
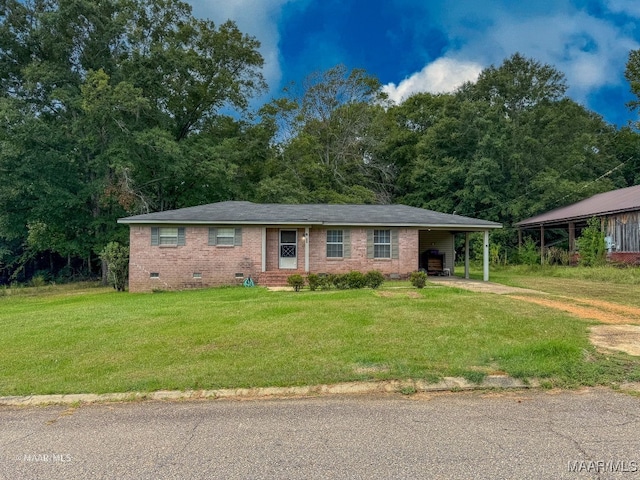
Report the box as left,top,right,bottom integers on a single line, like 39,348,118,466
279,230,298,269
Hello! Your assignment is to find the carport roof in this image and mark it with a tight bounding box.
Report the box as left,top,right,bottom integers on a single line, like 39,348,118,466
118,201,502,230
515,184,640,228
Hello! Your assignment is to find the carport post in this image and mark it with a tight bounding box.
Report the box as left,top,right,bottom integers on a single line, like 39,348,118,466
483,230,489,282
464,232,470,279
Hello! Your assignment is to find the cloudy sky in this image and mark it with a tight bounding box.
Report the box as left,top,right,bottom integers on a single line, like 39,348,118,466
187,0,640,126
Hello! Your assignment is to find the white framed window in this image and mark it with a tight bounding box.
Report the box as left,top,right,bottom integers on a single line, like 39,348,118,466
159,227,178,245
326,230,343,258
216,227,235,246
208,227,242,246
374,229,391,259
151,227,185,246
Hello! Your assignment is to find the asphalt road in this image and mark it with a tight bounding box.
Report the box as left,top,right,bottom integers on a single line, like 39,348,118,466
1,388,639,479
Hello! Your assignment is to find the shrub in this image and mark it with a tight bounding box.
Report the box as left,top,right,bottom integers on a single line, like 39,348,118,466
410,271,427,289
518,237,540,266
332,273,350,290
307,273,320,291
365,270,384,289
287,274,305,292
577,217,606,267
345,271,367,289
100,242,129,291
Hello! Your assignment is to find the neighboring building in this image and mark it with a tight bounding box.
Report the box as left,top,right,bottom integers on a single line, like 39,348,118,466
515,184,640,264
118,201,502,292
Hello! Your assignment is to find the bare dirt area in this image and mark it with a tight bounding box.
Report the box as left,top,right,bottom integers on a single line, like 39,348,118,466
589,325,640,356
508,295,640,325
433,278,640,356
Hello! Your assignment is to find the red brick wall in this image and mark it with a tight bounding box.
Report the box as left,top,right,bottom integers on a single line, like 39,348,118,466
308,227,419,275
128,226,263,292
128,225,425,291
608,252,640,264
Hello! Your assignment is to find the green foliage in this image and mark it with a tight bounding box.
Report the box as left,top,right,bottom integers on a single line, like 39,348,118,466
577,217,606,267
410,271,427,289
100,242,129,291
518,237,540,266
345,271,367,289
306,273,320,291
364,270,385,289
286,274,305,292
332,273,350,290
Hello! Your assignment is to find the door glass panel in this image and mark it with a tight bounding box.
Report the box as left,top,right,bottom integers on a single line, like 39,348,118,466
280,230,297,244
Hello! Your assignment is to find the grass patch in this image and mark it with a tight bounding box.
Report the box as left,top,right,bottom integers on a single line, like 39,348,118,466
1,282,640,395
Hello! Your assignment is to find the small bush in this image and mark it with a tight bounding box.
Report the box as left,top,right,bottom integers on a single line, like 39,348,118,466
577,217,606,267
100,242,129,291
518,237,540,266
319,274,334,290
307,273,320,291
287,274,305,292
410,271,427,289
332,273,350,290
365,270,385,289
345,271,367,289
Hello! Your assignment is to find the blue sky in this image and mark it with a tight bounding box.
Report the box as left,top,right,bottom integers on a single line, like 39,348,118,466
187,0,640,126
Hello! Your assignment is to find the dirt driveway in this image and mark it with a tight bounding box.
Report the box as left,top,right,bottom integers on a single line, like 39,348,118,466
431,277,640,356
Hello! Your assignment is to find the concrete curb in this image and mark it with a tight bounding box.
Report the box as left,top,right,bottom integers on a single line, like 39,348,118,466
0,376,539,407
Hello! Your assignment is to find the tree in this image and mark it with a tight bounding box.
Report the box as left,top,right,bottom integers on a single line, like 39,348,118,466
0,0,266,283
260,65,394,203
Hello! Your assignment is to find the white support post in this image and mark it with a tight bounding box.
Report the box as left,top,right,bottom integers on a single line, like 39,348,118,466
483,230,489,282
304,227,310,273
464,232,470,279
261,227,267,273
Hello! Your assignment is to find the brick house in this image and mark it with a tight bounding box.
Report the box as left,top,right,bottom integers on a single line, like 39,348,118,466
118,201,502,292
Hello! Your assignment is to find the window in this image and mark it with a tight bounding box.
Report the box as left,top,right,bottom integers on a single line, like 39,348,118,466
159,227,178,245
216,227,235,246
150,272,160,278
208,227,242,246
151,227,185,246
326,230,343,258
374,229,391,258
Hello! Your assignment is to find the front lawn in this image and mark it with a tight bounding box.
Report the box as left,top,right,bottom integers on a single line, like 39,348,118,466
1,283,639,395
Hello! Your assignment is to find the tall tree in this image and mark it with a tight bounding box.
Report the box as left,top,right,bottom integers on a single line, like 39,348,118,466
0,0,266,282
260,65,394,204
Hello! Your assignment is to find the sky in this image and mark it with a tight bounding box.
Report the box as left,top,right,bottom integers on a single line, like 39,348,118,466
187,0,640,127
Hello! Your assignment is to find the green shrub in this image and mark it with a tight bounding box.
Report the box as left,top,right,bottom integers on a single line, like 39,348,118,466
100,242,129,291
365,270,385,289
287,274,305,292
345,271,367,289
332,273,350,290
320,274,334,290
518,237,540,266
307,273,320,291
577,217,606,267
410,271,427,289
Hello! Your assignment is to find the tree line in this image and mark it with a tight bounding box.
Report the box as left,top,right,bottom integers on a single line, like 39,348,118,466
1,0,640,284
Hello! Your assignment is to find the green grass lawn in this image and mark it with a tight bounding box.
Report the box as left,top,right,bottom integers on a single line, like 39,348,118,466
473,264,640,307
1,281,640,395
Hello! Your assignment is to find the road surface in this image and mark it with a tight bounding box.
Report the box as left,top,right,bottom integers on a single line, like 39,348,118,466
1,388,639,479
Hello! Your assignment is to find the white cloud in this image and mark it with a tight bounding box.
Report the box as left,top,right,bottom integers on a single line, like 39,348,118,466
186,0,295,93
439,9,639,102
382,58,482,103
606,0,640,18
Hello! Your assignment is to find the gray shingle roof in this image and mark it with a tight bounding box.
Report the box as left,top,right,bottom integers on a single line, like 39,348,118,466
118,201,501,230
515,184,640,228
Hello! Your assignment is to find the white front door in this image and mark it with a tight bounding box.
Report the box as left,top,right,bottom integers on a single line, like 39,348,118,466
279,230,298,269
